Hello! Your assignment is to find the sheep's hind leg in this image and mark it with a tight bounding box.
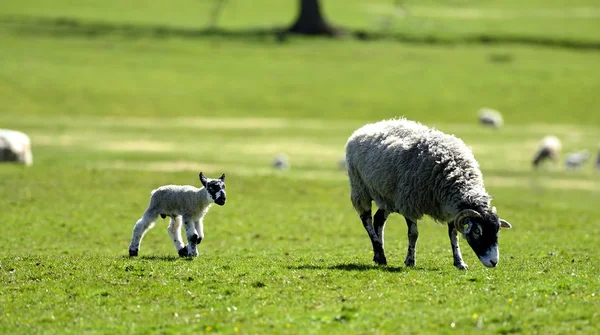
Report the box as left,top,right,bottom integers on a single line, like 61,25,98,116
129,209,158,256
404,217,418,267
167,216,185,255
448,222,468,270
181,216,200,257
360,210,387,265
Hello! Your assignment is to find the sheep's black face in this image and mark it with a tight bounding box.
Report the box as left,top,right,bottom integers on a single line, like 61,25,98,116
462,211,511,267
200,172,227,206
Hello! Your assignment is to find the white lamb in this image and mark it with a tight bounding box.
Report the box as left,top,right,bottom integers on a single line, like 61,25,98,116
0,129,33,166
128,172,226,257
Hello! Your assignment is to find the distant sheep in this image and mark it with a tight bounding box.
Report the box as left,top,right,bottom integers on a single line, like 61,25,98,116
596,150,600,170
272,154,289,170
0,129,33,166
128,172,226,257
478,108,503,129
532,136,561,168
564,150,590,170
345,118,512,269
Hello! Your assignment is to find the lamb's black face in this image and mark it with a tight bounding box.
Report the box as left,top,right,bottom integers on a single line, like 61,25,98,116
463,212,501,267
199,172,227,206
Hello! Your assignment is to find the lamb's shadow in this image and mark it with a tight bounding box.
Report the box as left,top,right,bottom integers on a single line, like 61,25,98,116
290,263,407,273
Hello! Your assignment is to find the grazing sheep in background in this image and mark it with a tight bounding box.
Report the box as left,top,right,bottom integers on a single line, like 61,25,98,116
596,150,600,170
128,172,226,258
272,154,289,170
478,108,503,129
0,129,33,166
345,118,512,269
564,150,590,170
532,136,562,168
338,155,347,171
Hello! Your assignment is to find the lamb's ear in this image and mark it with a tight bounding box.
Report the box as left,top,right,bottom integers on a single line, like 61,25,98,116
219,173,226,182
199,172,208,187
500,219,512,229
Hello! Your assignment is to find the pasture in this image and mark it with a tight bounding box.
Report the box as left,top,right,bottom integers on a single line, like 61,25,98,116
1,1,599,334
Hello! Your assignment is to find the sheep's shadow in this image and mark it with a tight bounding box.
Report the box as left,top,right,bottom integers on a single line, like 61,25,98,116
289,263,407,273
122,255,193,262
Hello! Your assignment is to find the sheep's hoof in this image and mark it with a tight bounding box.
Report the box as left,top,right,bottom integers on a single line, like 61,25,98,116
178,247,189,257
373,253,387,265
455,262,469,270
404,258,415,267
129,249,138,257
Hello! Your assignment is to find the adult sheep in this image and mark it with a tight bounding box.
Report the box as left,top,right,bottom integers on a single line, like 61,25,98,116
345,118,512,269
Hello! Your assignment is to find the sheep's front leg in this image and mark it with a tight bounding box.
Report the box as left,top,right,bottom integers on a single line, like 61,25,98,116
182,216,200,257
404,218,418,267
448,222,468,270
360,210,386,265
167,216,185,255
373,209,389,265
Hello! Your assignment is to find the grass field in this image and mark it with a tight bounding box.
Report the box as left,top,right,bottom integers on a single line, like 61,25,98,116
1,1,599,334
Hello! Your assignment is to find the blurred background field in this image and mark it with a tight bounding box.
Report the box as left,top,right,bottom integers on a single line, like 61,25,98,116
0,1,599,334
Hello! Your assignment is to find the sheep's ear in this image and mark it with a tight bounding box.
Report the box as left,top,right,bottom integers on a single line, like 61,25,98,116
219,173,226,181
199,172,208,187
500,219,512,229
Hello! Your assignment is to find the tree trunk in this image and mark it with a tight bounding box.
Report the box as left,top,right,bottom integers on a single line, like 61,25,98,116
288,0,337,36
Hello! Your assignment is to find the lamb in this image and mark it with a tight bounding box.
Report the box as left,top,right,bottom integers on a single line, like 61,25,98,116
478,108,503,129
128,172,226,257
345,118,512,269
564,150,590,170
532,136,561,168
0,129,33,166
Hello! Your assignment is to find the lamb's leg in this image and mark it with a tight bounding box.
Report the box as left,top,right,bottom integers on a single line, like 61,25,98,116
181,216,200,257
167,215,185,255
360,210,386,265
193,218,205,246
129,209,158,256
404,217,419,267
448,222,468,270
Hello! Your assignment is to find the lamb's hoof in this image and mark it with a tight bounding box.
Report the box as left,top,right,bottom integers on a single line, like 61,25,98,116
373,253,387,265
455,262,469,270
178,247,189,257
129,249,138,257
404,258,416,267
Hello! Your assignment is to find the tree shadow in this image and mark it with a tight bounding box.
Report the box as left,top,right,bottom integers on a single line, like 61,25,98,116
2,14,599,51
290,262,407,273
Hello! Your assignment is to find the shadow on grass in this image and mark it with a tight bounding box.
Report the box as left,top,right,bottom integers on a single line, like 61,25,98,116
290,262,407,273
122,255,193,262
1,15,600,51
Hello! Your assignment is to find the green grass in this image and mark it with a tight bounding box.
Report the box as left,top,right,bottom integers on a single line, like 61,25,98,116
1,1,600,334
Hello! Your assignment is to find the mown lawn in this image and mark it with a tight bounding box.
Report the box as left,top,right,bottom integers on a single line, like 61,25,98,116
1,1,599,334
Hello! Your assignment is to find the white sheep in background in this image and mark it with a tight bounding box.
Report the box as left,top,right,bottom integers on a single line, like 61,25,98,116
345,118,512,269
478,108,503,129
532,136,562,168
0,129,33,166
338,155,347,171
272,154,290,170
564,150,590,170
596,150,600,170
128,172,226,257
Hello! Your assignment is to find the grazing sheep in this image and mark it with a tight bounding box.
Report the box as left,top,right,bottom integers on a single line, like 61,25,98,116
272,154,290,170
596,150,600,170
478,108,503,129
564,150,590,170
128,172,226,257
345,118,512,269
0,129,33,166
532,136,562,168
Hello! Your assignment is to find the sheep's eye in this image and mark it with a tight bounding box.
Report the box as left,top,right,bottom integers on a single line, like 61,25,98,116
473,227,481,236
